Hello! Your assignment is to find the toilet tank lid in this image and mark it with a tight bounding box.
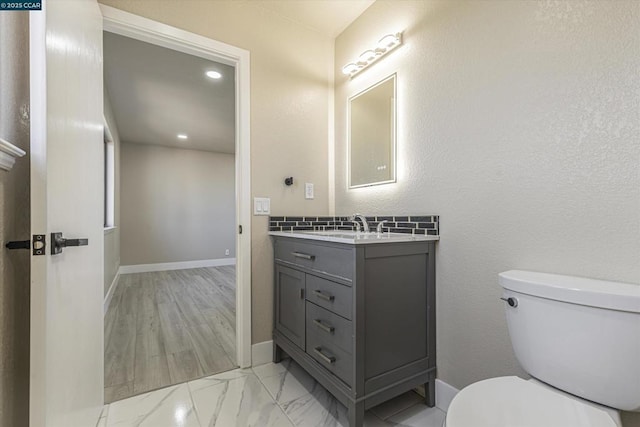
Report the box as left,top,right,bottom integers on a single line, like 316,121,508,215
499,270,640,313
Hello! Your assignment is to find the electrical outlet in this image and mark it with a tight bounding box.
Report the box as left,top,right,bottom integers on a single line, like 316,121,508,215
225,249,230,256
305,183,314,199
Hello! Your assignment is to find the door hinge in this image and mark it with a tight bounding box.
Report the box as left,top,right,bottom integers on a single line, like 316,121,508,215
5,240,30,250
32,234,46,256
239,225,243,234
5,234,45,253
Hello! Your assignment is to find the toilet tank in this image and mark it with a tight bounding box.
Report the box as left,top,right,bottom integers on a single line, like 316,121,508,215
499,270,640,411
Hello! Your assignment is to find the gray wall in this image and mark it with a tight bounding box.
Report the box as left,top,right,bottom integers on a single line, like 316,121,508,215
104,91,121,297
335,1,640,424
120,142,235,266
0,13,30,427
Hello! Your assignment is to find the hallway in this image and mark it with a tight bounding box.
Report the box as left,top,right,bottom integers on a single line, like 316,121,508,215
104,266,237,402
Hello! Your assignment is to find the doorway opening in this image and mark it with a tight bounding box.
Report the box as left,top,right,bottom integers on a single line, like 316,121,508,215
101,6,251,403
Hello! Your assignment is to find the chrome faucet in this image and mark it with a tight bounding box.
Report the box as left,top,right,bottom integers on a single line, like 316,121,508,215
376,220,388,233
349,213,370,233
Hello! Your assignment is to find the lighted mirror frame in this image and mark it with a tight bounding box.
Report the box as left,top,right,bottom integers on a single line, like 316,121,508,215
347,74,397,189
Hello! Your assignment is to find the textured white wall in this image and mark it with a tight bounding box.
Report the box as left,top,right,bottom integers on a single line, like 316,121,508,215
120,143,236,265
335,1,640,422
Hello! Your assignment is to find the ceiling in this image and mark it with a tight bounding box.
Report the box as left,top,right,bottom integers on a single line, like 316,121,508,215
103,1,374,154
254,0,375,38
104,32,236,154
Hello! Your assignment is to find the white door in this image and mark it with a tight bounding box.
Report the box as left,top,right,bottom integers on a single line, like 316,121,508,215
29,1,105,426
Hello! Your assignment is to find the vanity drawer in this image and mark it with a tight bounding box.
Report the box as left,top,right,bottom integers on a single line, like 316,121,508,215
306,274,353,320
274,239,354,281
306,302,353,355
307,324,353,387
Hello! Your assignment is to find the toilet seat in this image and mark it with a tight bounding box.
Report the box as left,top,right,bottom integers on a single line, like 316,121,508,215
445,376,618,427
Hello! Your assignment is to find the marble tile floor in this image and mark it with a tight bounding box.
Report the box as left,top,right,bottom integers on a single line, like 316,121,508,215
97,359,446,427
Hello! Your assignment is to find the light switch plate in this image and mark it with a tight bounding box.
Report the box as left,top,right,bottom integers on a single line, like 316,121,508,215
305,183,314,199
254,197,271,215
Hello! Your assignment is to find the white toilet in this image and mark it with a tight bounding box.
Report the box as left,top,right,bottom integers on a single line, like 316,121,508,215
444,270,640,427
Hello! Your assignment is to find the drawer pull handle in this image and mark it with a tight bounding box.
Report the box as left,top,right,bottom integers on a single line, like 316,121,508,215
313,319,335,334
292,252,315,260
313,290,335,302
313,347,336,364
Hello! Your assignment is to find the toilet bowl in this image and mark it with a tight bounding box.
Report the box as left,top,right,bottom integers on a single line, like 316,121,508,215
444,377,620,427
444,270,640,427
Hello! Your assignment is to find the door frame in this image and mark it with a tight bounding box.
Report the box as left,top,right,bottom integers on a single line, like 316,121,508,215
100,5,252,368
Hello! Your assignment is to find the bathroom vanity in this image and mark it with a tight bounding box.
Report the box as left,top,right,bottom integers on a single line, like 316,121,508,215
270,230,438,427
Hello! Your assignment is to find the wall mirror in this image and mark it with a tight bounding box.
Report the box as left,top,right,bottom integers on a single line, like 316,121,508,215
348,74,396,188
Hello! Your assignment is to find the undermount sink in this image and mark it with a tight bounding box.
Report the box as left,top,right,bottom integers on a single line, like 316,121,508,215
301,230,360,237
269,229,439,245
300,229,437,241
300,230,378,238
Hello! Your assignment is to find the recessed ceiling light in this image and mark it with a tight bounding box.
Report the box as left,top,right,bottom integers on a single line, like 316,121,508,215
205,70,222,79
177,134,188,140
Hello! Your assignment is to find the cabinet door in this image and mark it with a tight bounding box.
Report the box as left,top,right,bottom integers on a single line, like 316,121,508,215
275,264,306,349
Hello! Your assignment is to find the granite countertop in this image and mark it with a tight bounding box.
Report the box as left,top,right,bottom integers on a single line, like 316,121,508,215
268,230,439,245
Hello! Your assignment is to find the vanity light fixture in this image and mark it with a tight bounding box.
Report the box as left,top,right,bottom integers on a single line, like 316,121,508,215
205,70,222,79
177,133,188,140
342,32,402,78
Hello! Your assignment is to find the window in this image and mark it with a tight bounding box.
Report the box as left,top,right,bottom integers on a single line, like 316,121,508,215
104,120,115,228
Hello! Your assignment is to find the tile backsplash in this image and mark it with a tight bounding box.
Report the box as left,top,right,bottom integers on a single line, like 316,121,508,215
269,215,439,236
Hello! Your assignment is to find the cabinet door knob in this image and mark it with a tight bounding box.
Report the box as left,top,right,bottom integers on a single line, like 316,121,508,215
313,347,336,364
313,290,335,302
313,319,335,334
292,251,315,260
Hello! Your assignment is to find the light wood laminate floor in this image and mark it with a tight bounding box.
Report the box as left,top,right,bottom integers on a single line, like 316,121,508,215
104,266,237,403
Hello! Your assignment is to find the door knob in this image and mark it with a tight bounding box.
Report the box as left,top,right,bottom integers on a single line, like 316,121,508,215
51,232,88,255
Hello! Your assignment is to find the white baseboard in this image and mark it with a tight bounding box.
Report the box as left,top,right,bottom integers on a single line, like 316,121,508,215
103,271,120,315
251,340,273,367
435,379,459,412
119,258,236,274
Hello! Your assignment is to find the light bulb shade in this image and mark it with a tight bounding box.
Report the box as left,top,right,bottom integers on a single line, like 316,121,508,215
342,63,359,75
358,49,377,63
377,34,400,50
342,31,403,78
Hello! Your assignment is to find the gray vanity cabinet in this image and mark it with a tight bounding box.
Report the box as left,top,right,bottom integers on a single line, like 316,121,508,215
272,235,437,427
